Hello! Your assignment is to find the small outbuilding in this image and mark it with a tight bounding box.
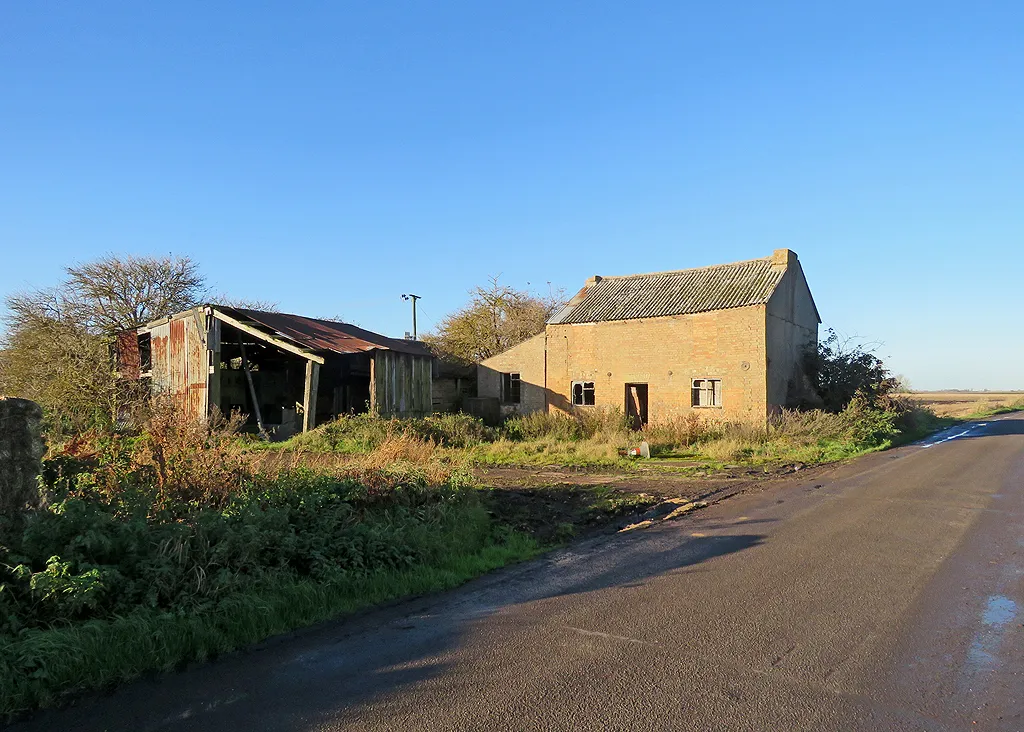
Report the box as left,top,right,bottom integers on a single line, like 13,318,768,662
117,306,433,435
477,249,820,426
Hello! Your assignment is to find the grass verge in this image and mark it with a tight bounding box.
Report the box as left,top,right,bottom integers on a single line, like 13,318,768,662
0,531,537,718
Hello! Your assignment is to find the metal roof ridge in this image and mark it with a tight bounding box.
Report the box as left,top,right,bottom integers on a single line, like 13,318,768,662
215,305,357,328
592,256,773,282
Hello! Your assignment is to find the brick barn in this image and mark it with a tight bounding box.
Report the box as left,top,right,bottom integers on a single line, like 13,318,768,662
476,249,820,427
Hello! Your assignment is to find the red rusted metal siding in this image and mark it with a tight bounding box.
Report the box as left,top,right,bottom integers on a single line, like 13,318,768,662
184,314,208,419
161,314,208,419
115,331,140,379
169,319,187,413
150,323,171,392
141,314,207,419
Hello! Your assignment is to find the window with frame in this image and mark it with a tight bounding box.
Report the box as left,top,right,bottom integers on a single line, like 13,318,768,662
571,380,596,406
691,378,722,408
501,372,521,404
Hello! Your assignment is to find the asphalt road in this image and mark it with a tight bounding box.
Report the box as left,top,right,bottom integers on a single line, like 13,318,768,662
13,415,1024,731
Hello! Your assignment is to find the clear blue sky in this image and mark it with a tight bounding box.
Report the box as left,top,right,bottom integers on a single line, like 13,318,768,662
2,2,1021,389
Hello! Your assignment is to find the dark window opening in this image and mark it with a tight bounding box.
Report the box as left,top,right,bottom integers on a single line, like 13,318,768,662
572,380,595,406
138,333,152,372
691,378,722,408
501,372,521,404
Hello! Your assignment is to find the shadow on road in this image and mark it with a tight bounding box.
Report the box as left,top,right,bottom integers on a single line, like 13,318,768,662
971,416,1024,436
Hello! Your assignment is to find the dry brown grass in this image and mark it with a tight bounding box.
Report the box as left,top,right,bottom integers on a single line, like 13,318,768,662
904,392,1024,418
130,401,250,506
239,433,463,489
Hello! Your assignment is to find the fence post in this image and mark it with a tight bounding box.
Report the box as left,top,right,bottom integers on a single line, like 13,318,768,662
0,397,45,537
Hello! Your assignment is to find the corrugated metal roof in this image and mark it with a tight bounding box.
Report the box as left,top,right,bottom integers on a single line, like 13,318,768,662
218,307,431,357
548,257,785,325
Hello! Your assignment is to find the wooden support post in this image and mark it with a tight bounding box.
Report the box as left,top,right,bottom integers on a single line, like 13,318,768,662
303,360,320,432
369,353,377,416
238,337,268,440
207,317,221,420
208,349,221,419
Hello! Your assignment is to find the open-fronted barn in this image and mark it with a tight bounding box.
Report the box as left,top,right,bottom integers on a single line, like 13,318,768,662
117,306,432,435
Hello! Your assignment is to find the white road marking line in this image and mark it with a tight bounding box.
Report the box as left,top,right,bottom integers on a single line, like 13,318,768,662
919,422,988,449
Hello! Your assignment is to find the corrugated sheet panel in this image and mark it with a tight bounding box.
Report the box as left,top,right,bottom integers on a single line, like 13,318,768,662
548,257,784,325
168,314,207,420
222,308,431,357
150,322,171,392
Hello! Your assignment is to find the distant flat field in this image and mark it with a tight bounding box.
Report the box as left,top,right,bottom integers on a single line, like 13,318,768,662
905,391,1024,418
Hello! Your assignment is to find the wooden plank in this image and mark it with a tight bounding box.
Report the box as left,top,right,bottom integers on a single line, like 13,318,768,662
207,317,221,418
184,312,208,421
369,352,378,416
238,336,268,439
212,309,325,364
424,356,433,414
303,360,320,432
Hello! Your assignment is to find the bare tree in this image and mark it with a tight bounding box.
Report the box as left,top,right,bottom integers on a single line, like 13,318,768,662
424,277,565,363
64,255,206,333
209,294,280,312
0,254,206,431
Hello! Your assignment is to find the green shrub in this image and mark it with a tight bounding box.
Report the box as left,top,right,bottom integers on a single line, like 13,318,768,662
404,413,490,448
287,414,393,453
803,329,901,413
0,457,488,636
288,412,490,452
502,412,587,441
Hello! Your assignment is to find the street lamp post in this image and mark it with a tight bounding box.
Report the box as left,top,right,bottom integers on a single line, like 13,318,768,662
401,293,421,339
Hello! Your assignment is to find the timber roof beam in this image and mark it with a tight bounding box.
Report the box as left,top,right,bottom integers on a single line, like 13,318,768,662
211,308,326,364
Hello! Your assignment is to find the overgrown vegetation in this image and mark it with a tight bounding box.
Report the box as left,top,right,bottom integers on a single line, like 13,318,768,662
270,396,941,469
0,407,538,718
802,329,899,412
265,331,954,469
0,255,206,434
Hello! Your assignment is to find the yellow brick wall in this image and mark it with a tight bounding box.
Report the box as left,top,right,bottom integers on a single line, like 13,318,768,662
478,333,547,415
546,306,768,422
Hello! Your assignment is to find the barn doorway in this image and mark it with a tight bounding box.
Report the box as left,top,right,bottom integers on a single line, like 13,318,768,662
625,383,649,430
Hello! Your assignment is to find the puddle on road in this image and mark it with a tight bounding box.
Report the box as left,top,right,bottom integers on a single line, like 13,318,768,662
981,595,1017,626
965,595,1018,676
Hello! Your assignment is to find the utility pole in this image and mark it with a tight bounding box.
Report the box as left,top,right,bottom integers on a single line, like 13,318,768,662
401,293,421,339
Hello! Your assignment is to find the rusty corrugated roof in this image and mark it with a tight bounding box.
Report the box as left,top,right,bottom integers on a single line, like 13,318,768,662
548,257,785,325
218,307,431,357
